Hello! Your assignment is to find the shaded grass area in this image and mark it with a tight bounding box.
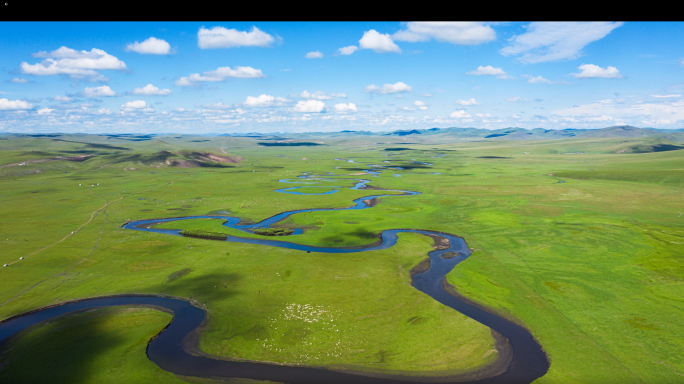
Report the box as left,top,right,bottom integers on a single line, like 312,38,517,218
0,307,184,383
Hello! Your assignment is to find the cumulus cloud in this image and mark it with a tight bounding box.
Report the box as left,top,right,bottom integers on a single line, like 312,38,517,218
197,26,275,49
131,84,172,95
291,100,325,112
550,98,684,127
572,64,622,78
21,47,127,81
54,95,74,102
242,94,289,107
450,110,471,118
338,46,358,55
120,100,151,111
466,65,511,79
359,30,401,53
414,100,428,110
299,90,346,100
651,94,682,98
525,75,554,84
305,51,323,59
501,22,623,64
507,96,529,102
393,22,495,45
176,66,265,86
401,106,416,111
10,78,29,83
198,102,232,110
362,82,412,94
455,98,481,106
334,103,358,113
37,108,54,114
81,85,117,97
0,99,33,110
125,37,172,54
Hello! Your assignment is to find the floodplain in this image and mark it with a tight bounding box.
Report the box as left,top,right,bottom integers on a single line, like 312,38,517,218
0,132,682,383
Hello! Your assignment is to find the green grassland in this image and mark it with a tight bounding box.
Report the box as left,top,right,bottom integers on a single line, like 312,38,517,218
0,133,682,383
0,307,184,383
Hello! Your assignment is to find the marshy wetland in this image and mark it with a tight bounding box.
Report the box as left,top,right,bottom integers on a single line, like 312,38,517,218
0,133,683,383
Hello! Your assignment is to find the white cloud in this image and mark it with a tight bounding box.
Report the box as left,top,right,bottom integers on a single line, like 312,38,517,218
21,47,126,81
421,93,433,97
450,110,471,118
526,75,554,84
54,95,74,102
651,94,681,98
338,46,358,55
501,22,623,64
0,99,33,110
125,37,172,55
131,84,172,95
243,94,289,107
334,103,358,113
200,102,232,110
10,78,29,83
401,106,417,111
121,100,147,109
359,30,401,53
37,108,54,114
553,98,684,126
362,82,412,94
81,85,117,97
572,64,622,78
414,100,428,110
291,100,325,112
300,90,345,100
455,98,481,106
466,65,511,79
507,96,529,102
176,66,265,86
305,51,323,59
393,22,495,45
197,26,275,49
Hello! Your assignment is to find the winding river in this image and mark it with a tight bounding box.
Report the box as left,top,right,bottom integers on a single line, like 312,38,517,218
0,170,549,384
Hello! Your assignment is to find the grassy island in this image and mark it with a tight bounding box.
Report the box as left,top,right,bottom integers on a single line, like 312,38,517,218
179,229,228,240
252,227,295,236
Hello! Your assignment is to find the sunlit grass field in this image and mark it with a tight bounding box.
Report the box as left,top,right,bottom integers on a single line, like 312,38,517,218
0,134,682,383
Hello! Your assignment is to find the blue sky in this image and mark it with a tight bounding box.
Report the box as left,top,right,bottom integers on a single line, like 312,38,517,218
1,22,684,134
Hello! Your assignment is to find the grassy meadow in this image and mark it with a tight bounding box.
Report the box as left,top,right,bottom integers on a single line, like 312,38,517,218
0,133,682,383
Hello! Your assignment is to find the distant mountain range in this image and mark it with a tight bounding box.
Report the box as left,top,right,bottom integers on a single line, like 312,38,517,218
5,126,684,143
247,125,684,142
